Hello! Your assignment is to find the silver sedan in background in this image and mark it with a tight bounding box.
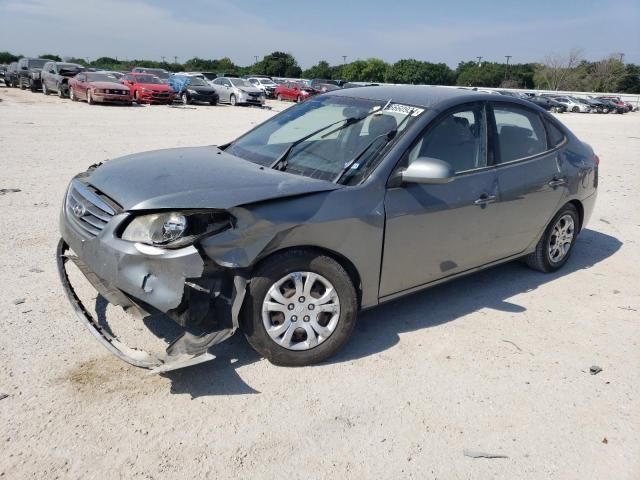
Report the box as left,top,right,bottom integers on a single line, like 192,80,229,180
210,77,266,106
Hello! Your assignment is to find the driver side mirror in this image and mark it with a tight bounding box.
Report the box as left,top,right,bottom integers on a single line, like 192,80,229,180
396,157,455,185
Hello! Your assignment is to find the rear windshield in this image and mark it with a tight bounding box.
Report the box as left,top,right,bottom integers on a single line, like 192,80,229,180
28,59,47,68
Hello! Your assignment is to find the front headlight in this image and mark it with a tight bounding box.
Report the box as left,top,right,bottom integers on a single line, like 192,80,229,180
121,211,232,248
187,89,197,94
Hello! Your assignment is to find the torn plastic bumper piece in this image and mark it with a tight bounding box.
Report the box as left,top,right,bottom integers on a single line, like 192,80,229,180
56,239,246,373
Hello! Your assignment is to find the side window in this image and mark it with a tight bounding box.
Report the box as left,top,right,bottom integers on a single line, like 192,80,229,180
406,103,487,174
545,119,566,147
493,105,548,163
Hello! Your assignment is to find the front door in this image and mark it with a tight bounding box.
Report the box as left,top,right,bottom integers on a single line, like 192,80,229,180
380,102,502,297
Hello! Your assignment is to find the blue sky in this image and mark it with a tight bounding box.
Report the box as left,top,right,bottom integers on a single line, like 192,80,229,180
1,0,638,67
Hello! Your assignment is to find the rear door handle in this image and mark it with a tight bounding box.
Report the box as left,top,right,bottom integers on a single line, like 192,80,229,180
548,177,567,188
474,194,497,206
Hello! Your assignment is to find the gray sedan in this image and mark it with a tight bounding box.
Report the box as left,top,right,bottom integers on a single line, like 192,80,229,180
57,86,598,372
210,76,265,106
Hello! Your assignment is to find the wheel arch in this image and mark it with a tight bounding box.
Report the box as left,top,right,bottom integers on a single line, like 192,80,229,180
250,245,363,308
567,199,584,232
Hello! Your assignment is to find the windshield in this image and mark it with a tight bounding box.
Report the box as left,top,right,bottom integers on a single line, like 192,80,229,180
188,77,209,86
86,73,120,82
135,75,161,84
226,96,422,184
260,79,275,85
28,59,47,69
138,68,169,79
58,63,83,72
230,78,253,88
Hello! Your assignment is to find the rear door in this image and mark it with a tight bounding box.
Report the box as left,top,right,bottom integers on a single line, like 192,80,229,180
380,101,502,297
489,102,568,258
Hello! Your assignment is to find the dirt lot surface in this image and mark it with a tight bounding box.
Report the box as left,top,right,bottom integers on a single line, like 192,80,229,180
1,87,638,479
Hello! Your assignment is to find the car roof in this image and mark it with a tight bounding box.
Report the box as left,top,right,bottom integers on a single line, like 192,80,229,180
327,85,481,108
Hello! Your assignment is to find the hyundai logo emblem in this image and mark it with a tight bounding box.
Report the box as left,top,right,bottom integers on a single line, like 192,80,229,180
72,202,86,218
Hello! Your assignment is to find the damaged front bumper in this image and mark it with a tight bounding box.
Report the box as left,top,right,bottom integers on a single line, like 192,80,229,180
57,190,247,372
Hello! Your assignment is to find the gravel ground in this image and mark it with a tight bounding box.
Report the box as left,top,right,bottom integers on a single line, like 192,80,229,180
0,87,638,479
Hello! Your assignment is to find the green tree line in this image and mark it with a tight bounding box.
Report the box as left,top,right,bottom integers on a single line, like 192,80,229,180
1,50,638,93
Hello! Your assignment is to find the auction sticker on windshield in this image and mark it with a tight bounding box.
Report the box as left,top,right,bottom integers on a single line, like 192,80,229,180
383,103,425,116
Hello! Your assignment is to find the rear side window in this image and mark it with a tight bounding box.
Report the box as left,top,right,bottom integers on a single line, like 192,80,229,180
493,105,548,163
545,120,566,147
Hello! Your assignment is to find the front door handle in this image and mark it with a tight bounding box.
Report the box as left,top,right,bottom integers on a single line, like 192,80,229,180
548,177,567,188
474,193,497,206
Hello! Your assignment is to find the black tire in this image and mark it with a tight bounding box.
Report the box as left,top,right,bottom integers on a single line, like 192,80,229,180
296,95,302,103
57,84,65,98
42,82,49,95
210,97,218,106
181,92,190,105
87,89,93,105
20,80,26,90
30,81,38,92
277,94,283,101
525,203,579,273
241,249,358,366
69,86,77,101
572,106,579,113
230,94,237,106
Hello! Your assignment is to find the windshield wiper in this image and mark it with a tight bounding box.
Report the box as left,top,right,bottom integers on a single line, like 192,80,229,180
333,108,415,184
270,99,392,171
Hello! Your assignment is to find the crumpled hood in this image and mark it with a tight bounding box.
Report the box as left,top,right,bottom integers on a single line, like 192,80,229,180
85,146,342,211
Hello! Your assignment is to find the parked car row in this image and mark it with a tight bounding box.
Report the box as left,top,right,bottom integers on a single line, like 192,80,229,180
493,89,636,114
2,57,280,108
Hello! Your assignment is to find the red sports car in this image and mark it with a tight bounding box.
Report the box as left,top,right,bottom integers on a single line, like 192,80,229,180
122,72,174,104
68,72,132,105
274,82,317,102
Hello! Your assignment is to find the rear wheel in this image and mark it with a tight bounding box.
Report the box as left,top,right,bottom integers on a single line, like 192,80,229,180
572,106,579,113
242,250,358,366
525,204,579,273
57,84,65,98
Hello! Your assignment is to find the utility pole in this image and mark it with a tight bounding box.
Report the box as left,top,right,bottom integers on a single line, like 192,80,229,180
254,55,259,64
476,56,483,66
173,56,178,64
504,55,512,81
342,55,347,64
161,56,165,63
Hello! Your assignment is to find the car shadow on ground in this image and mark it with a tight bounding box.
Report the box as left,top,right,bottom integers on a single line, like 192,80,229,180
160,228,621,397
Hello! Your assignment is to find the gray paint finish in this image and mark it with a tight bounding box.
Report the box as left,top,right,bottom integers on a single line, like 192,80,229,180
58,85,598,368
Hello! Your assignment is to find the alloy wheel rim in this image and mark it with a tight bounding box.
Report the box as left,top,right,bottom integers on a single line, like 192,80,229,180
548,214,575,263
262,271,340,351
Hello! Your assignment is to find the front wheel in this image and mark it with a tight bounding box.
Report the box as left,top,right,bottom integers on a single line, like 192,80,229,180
572,106,579,113
87,89,94,105
242,250,358,366
230,94,237,106
277,94,283,101
69,86,77,101
525,204,579,273
181,92,190,105
42,82,49,95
